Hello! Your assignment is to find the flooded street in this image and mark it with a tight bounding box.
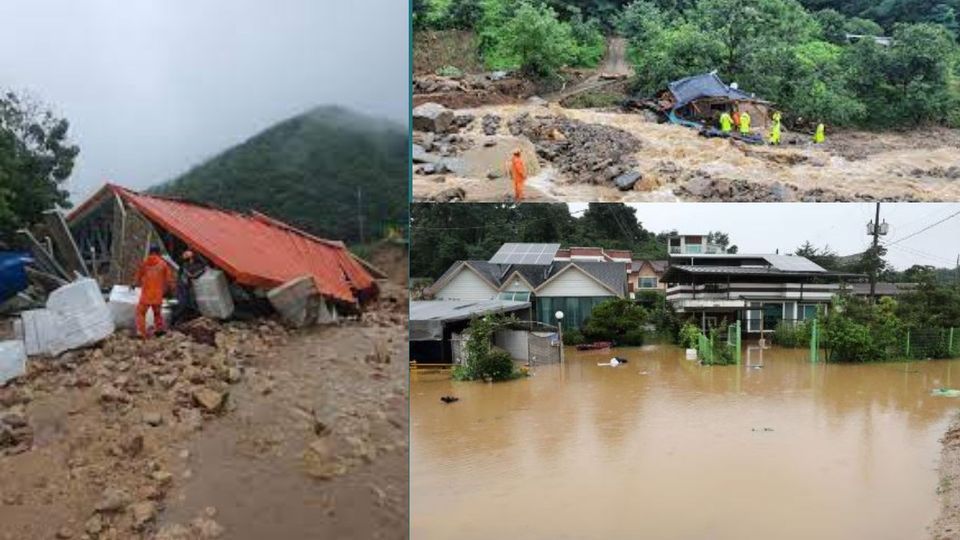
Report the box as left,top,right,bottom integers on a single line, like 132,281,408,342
411,345,960,539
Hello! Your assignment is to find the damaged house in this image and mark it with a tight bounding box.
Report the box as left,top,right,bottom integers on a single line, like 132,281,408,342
636,72,773,132
1,183,384,372
66,184,383,320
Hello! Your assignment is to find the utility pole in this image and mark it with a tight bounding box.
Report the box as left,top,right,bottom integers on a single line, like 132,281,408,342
867,202,888,304
955,254,959,286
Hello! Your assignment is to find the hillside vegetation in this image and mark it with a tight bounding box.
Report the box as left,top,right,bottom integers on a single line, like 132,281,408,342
415,0,960,129
153,106,408,244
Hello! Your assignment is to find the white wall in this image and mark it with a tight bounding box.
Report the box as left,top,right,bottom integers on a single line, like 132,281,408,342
435,267,498,301
503,274,533,292
538,267,615,297
494,330,529,361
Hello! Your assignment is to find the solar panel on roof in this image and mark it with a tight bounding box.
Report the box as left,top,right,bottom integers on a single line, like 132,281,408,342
489,243,560,266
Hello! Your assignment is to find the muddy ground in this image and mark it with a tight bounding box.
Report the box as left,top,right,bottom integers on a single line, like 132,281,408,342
934,412,960,539
412,102,960,203
0,285,408,540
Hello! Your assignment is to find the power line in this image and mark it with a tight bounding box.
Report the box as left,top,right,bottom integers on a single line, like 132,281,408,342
885,208,960,246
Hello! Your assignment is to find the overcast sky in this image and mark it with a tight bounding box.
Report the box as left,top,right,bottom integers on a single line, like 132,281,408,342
568,203,960,271
0,0,409,203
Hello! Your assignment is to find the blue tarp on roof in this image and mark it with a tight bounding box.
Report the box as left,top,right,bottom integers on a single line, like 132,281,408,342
668,72,757,109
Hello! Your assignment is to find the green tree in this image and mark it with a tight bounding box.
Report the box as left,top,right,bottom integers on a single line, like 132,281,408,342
488,2,580,76
582,298,648,344
795,241,840,269
0,92,79,243
447,0,485,29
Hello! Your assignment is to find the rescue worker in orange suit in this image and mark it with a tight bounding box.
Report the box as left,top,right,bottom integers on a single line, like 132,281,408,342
134,245,173,338
509,148,527,202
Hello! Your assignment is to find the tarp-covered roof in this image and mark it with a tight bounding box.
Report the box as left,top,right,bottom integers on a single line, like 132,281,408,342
68,184,376,304
668,72,763,109
410,299,531,341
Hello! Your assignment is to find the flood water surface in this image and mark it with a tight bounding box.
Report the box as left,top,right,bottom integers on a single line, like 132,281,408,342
411,345,960,539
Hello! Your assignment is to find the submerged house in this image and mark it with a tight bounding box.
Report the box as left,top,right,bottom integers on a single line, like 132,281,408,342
425,243,627,330
657,72,773,130
66,184,382,311
662,252,859,335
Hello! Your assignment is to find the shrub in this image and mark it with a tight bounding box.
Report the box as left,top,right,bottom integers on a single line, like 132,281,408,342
582,298,648,344
562,327,586,346
454,315,525,382
435,65,464,78
678,323,700,349
622,328,646,346
772,320,811,348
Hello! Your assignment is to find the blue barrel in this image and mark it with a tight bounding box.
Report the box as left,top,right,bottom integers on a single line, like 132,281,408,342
0,252,32,303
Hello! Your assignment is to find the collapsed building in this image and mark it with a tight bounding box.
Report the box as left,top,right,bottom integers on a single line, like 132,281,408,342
1,184,385,381
630,72,773,135
66,184,383,312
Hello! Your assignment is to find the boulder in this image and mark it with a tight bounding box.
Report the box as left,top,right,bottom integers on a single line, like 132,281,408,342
413,103,454,133
614,171,642,191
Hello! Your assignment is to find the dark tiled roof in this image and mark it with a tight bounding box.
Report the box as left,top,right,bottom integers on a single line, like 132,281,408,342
432,260,626,295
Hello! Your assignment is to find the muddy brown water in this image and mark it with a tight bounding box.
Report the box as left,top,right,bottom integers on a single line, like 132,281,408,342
411,345,960,539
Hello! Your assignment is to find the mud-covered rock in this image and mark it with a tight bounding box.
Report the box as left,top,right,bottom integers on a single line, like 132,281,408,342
413,102,454,133
507,113,641,184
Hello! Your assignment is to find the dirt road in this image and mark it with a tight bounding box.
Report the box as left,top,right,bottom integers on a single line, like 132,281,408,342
413,103,960,202
0,291,408,539
548,37,633,102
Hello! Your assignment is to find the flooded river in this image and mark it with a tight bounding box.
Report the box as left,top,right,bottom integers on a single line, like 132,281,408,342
411,345,960,539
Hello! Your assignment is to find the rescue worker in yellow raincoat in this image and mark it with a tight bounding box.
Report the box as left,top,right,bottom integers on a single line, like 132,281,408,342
769,111,782,145
814,122,825,144
719,111,733,133
739,110,751,135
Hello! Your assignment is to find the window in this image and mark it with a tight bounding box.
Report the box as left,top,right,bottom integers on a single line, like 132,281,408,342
639,277,658,289
747,302,784,332
498,291,531,302
799,304,819,321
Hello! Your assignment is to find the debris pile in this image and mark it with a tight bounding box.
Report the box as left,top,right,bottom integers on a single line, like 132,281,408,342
507,112,642,184
0,317,285,536
413,73,534,108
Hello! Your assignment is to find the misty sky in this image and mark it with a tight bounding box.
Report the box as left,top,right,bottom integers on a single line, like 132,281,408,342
567,203,960,271
0,0,409,203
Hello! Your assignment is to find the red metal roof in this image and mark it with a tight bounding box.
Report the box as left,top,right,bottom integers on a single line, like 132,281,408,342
69,184,376,304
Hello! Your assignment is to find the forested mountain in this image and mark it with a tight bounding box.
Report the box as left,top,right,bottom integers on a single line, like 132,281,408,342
416,0,960,128
152,106,408,244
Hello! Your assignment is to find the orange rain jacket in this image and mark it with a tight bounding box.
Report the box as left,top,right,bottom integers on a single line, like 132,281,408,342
510,154,527,182
134,254,173,305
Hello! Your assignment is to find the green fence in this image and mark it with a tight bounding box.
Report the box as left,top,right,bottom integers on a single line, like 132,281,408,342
903,327,958,360
696,322,741,365
810,321,959,362
809,319,820,363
